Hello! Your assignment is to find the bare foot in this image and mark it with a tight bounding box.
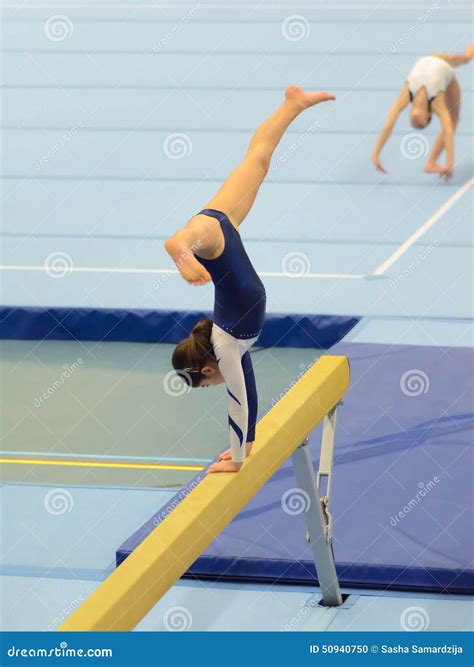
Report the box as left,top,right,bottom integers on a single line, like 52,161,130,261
208,460,243,474
425,162,453,179
218,443,253,461
285,85,336,110
424,162,444,175
165,237,211,286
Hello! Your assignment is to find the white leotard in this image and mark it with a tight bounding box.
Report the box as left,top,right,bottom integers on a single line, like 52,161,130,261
407,56,454,100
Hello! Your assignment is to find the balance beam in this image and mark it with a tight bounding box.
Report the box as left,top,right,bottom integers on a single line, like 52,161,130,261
60,354,350,631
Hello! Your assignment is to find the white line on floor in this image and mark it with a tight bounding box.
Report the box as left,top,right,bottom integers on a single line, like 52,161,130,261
0,265,366,280
373,176,474,276
3,3,471,9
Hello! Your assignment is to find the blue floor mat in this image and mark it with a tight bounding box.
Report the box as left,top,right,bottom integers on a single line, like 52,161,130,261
118,342,474,594
0,306,359,349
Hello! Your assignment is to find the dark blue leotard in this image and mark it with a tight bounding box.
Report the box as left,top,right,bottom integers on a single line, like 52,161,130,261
194,208,266,457
195,209,266,339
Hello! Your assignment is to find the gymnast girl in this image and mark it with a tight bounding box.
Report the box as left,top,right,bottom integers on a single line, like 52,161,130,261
372,44,473,178
165,86,335,473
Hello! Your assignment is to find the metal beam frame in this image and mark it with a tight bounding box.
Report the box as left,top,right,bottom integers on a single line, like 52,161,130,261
291,404,342,607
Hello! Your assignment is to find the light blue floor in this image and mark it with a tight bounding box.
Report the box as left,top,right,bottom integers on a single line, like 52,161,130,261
2,187,472,319
346,316,474,347
1,0,473,633
5,573,472,633
1,482,473,632
1,2,473,323
0,483,173,580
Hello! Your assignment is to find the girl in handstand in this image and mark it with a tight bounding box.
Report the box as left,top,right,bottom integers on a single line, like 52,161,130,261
165,86,335,473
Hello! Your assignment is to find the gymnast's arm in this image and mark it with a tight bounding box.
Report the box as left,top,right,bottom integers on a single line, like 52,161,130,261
241,350,258,446
211,327,252,464
372,85,410,174
431,94,454,178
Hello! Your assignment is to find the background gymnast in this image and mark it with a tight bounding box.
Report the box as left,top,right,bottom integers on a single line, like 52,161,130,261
372,44,473,178
165,86,335,473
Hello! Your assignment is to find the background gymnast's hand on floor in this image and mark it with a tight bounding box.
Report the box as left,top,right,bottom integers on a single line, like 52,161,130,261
371,154,388,174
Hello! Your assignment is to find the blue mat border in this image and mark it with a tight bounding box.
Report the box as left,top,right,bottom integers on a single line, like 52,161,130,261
177,560,472,596
0,306,359,348
116,480,473,595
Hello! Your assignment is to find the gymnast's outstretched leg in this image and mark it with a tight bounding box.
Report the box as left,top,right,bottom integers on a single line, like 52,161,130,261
165,86,335,285
203,85,335,228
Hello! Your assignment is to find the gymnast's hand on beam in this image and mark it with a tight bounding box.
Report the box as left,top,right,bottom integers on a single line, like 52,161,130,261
208,460,243,474
207,443,253,473
218,443,253,461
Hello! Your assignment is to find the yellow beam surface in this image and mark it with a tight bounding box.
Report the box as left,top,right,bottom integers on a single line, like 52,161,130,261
60,354,350,631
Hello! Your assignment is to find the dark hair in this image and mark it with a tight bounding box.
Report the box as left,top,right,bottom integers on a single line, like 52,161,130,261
172,319,215,388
